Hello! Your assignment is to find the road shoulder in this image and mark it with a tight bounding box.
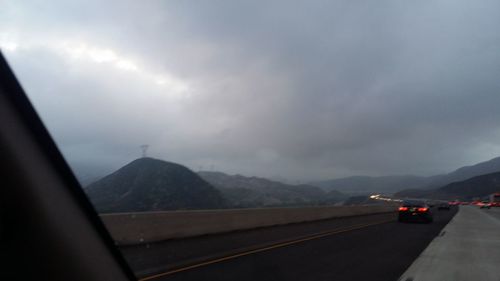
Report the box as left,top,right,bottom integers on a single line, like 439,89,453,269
398,206,500,281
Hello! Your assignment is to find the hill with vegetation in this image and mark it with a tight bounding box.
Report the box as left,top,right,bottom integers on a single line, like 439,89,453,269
85,158,226,213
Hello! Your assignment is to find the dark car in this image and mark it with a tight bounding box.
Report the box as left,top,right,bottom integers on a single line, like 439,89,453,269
425,200,436,208
398,200,433,223
437,202,451,210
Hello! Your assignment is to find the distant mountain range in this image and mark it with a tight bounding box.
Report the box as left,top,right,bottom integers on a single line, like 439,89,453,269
82,156,500,211
85,158,226,213
310,175,430,195
310,156,500,195
84,158,346,213
198,171,345,208
425,156,500,188
395,171,500,201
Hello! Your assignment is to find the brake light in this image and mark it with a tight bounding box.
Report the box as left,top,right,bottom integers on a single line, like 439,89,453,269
417,207,428,212
398,207,409,211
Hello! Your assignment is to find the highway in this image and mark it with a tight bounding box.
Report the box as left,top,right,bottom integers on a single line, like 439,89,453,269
120,207,456,281
399,206,500,281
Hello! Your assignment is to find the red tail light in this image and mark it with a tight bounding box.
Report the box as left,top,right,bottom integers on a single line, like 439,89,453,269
417,207,428,212
398,207,409,211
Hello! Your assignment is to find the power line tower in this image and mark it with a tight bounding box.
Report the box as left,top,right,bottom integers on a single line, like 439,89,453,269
140,145,149,158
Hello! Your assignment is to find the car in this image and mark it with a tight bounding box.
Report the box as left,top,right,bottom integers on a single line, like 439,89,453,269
437,202,451,210
425,200,436,208
480,201,491,209
398,200,433,223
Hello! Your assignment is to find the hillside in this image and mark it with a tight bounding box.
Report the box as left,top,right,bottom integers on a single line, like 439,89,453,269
85,158,226,213
312,156,500,195
396,171,500,201
198,171,345,208
425,156,500,188
310,175,430,195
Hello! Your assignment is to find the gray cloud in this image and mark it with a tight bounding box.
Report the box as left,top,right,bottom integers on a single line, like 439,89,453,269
2,0,500,181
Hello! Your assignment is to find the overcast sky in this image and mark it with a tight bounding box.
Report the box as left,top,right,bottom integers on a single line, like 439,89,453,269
2,1,500,181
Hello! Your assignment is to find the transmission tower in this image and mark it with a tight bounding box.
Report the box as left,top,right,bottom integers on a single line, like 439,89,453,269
140,145,149,158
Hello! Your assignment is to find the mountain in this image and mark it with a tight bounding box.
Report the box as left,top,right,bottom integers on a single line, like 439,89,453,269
396,171,500,201
85,158,226,213
311,156,500,195
425,156,500,188
395,156,500,197
198,171,345,208
310,175,430,195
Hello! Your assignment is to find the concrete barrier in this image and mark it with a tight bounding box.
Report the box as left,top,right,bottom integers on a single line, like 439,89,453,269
100,205,396,245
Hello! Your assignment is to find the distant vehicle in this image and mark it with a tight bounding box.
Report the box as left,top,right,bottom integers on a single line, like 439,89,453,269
489,193,500,207
480,201,491,209
437,202,450,210
448,201,460,206
398,200,433,223
425,200,437,207
460,201,470,205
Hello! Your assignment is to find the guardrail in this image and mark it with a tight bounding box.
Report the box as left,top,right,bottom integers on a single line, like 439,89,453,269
100,205,396,245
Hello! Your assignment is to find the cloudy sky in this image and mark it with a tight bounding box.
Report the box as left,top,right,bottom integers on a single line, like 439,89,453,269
2,1,500,182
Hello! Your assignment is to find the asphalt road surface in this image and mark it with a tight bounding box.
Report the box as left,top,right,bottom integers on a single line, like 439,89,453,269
483,205,500,221
121,207,457,281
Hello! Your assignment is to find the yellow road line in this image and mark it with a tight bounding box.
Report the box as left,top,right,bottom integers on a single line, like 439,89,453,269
139,219,393,281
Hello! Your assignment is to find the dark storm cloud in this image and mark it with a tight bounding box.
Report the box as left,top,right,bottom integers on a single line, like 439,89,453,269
2,0,500,180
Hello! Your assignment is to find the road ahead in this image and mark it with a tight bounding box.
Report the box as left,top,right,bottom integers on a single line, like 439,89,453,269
121,207,456,281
